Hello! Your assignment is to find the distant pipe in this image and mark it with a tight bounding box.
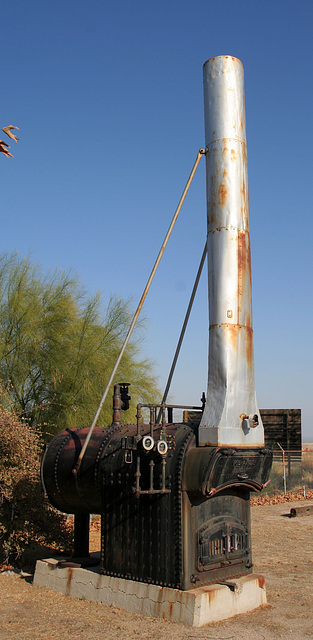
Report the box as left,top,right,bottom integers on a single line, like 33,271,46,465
277,442,287,495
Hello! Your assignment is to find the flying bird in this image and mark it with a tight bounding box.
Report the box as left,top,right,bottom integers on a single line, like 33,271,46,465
0,140,13,158
2,125,19,143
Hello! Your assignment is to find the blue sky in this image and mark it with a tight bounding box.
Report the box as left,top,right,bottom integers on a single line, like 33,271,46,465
1,1,313,440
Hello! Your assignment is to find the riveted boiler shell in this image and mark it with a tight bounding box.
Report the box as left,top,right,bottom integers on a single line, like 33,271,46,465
41,423,196,515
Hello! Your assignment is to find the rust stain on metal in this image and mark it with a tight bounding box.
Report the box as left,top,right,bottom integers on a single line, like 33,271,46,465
227,323,239,351
218,183,228,206
237,230,252,305
236,229,253,369
241,176,246,198
225,322,253,368
242,143,248,165
245,325,254,371
237,231,246,306
238,230,248,268
222,139,229,160
231,148,238,161
258,575,265,589
209,187,220,225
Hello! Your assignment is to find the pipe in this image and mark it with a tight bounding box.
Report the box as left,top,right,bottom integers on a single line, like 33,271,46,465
199,55,264,447
157,241,207,421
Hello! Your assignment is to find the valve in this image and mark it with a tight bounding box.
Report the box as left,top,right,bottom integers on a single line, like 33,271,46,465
120,382,131,410
240,413,259,429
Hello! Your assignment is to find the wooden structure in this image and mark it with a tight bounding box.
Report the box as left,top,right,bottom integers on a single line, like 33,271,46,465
260,409,302,460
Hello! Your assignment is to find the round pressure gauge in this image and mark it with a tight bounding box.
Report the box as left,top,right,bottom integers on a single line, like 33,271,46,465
157,440,168,455
142,435,154,451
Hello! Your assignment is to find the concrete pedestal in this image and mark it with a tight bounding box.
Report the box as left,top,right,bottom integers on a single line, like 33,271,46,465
33,557,267,627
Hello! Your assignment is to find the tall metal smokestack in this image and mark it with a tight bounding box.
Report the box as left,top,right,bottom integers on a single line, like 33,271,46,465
199,55,264,447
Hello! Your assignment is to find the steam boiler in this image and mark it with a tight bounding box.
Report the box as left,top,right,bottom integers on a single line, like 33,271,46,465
41,56,272,591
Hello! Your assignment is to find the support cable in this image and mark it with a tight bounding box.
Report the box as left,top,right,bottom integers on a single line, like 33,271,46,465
73,148,205,475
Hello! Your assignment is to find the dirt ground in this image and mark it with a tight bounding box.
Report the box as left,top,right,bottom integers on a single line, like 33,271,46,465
1,500,313,640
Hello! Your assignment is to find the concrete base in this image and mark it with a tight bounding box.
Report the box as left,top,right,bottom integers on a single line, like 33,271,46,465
33,557,267,627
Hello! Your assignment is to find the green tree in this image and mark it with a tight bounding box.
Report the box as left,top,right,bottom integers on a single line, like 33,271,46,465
0,253,159,439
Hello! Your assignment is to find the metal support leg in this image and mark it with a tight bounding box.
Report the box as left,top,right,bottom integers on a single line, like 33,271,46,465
73,513,90,558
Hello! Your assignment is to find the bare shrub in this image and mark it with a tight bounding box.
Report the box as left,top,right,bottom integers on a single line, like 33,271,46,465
0,397,72,568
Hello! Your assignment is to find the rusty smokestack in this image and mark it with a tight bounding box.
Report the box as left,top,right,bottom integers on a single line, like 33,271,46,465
199,55,264,447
